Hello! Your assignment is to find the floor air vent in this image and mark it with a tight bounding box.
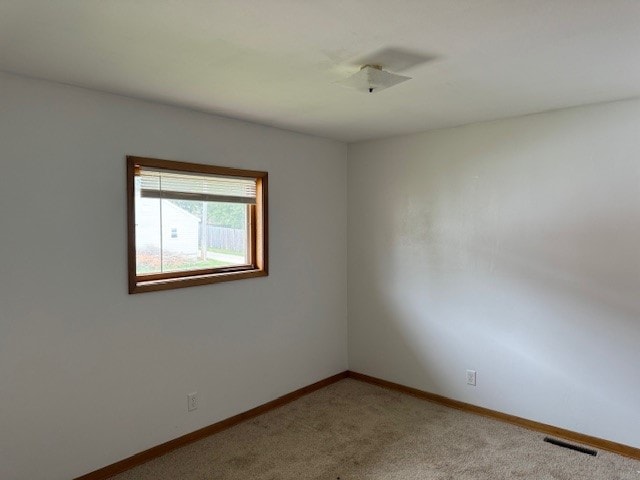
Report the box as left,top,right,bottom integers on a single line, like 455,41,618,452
543,437,597,456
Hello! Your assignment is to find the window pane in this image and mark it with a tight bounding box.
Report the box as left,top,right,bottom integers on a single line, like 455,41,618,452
206,202,248,265
160,199,202,272
136,197,249,275
136,179,250,275
135,177,162,275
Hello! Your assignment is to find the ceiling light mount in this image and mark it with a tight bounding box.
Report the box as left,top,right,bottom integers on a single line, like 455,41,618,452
362,65,382,93
336,64,411,94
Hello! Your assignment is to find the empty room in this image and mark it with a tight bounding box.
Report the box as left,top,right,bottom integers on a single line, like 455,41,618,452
1,1,640,479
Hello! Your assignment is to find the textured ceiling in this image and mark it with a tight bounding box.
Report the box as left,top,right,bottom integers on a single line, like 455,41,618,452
1,0,640,142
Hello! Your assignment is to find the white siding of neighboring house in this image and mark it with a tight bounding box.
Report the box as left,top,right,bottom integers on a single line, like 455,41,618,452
135,197,200,256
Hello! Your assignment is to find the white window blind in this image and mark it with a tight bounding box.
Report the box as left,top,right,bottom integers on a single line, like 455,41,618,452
139,167,257,204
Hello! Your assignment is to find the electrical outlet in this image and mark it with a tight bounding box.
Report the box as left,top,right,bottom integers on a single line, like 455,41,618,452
187,392,198,412
466,370,477,386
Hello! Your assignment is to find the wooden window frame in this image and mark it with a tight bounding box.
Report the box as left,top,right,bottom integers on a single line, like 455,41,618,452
127,156,268,294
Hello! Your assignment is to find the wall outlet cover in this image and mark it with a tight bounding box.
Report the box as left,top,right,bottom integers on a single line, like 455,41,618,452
187,392,198,411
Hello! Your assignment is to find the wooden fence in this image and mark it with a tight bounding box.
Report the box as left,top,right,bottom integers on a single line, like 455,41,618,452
200,225,246,253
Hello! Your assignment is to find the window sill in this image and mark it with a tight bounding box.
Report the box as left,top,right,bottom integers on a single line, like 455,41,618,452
130,268,267,294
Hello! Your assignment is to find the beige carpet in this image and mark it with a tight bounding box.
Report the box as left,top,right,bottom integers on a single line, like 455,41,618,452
111,379,640,479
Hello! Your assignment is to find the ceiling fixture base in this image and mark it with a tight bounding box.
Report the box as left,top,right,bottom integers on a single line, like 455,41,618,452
336,64,411,94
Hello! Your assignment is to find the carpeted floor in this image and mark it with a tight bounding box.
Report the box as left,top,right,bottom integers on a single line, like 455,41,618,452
111,379,640,479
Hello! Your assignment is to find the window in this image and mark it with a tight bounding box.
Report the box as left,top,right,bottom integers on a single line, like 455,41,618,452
127,156,268,293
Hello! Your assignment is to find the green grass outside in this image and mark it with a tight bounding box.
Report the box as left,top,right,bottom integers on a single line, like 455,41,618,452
207,246,244,256
137,258,230,275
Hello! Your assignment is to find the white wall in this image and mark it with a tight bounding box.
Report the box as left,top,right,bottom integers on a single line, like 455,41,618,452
348,99,640,448
0,71,348,480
